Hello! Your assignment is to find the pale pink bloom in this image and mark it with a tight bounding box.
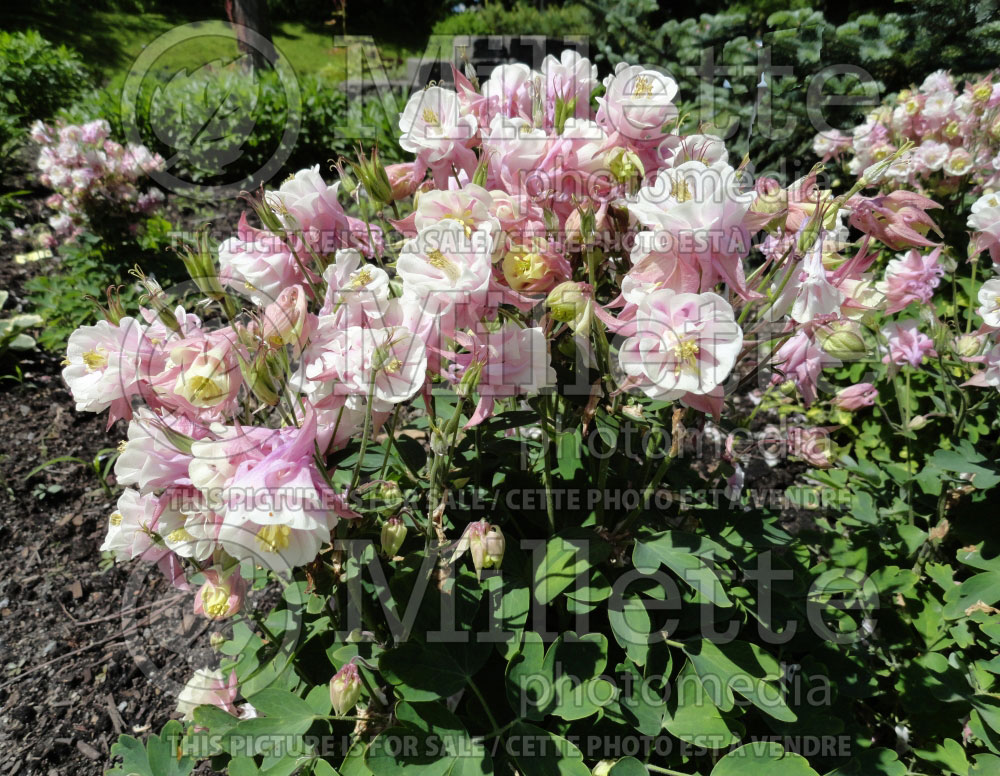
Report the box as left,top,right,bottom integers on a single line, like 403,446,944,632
943,147,973,176
626,161,756,295
62,317,161,421
412,183,494,233
398,86,478,186
194,569,246,620
480,115,554,194
261,283,312,352
219,213,308,305
788,426,835,468
100,488,168,563
304,324,428,411
217,409,355,570
834,383,878,410
597,63,679,142
661,133,729,168
114,408,208,493
882,320,937,367
153,329,243,417
319,249,392,326
772,243,845,324
772,330,834,407
976,277,1000,328
384,162,422,201
916,140,950,171
618,289,743,400
964,343,1000,389
920,70,955,95
541,50,598,126
880,247,944,313
396,220,495,330
266,165,350,235
176,669,239,721
968,192,1000,263
848,190,941,251
452,325,555,425
480,63,537,124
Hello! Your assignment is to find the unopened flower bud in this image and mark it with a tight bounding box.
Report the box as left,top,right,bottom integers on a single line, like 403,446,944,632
546,281,592,334
953,333,984,359
330,662,362,716
209,632,226,650
908,414,930,431
465,520,505,579
352,146,394,208
608,147,645,186
194,569,246,620
381,516,407,557
818,324,867,361
834,383,877,411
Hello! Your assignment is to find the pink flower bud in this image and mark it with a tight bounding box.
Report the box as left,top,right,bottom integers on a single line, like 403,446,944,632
834,383,877,410
330,661,362,716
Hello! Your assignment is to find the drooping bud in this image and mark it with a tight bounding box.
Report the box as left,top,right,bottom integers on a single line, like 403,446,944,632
546,281,593,334
381,516,407,557
472,154,489,188
236,347,283,407
329,662,362,716
194,568,246,620
352,145,394,208
833,383,877,411
465,520,505,579
817,322,867,361
953,333,985,359
261,284,310,353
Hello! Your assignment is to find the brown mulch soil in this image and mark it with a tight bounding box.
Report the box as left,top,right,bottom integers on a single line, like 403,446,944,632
0,186,243,776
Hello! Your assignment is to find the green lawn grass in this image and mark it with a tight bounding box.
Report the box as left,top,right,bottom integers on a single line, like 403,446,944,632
2,8,417,85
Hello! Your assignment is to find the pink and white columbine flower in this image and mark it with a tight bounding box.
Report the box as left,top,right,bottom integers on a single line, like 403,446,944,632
396,219,495,333
976,277,1000,328
399,86,478,186
626,161,756,295
879,247,945,314
62,316,161,422
597,64,679,142
304,324,428,411
882,320,937,367
617,289,743,400
541,49,598,127
176,668,239,721
834,382,878,410
969,192,1000,263
451,324,556,425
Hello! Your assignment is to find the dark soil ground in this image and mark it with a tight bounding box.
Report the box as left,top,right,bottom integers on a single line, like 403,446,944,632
0,180,244,775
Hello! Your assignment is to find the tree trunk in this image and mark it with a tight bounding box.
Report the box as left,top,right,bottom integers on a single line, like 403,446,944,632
224,0,277,71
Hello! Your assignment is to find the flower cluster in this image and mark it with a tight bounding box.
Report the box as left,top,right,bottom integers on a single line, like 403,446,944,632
31,119,165,242
814,70,1000,197
60,52,1000,723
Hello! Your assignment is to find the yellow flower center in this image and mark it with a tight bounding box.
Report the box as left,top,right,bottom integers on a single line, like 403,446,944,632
201,585,231,618
187,375,227,404
673,338,700,372
109,511,123,527
425,249,461,283
117,440,128,453
167,527,194,544
671,179,693,203
422,108,440,127
384,357,403,374
351,268,374,288
256,524,291,553
632,75,654,98
82,349,108,371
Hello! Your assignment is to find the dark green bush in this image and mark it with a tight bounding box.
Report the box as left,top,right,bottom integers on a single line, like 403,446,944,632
589,0,1000,179
61,70,405,188
0,30,86,163
432,1,594,37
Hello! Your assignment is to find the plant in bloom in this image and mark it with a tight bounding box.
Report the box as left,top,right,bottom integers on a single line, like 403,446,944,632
31,119,165,243
62,50,1000,776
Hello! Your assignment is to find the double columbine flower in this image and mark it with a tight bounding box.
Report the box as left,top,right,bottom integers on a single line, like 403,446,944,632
53,48,1000,724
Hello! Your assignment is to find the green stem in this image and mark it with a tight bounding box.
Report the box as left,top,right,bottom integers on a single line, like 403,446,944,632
467,680,500,731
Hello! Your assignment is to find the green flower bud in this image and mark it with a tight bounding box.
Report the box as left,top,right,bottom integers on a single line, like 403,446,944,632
330,662,362,717
381,516,407,557
818,323,867,361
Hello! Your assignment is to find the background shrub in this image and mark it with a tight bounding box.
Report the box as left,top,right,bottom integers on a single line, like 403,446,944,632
0,30,86,166
432,1,594,37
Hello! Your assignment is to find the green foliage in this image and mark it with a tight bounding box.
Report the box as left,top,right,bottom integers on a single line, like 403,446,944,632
24,217,181,352
0,29,86,165
0,290,41,356
62,70,405,186
432,2,594,37
589,0,1000,178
